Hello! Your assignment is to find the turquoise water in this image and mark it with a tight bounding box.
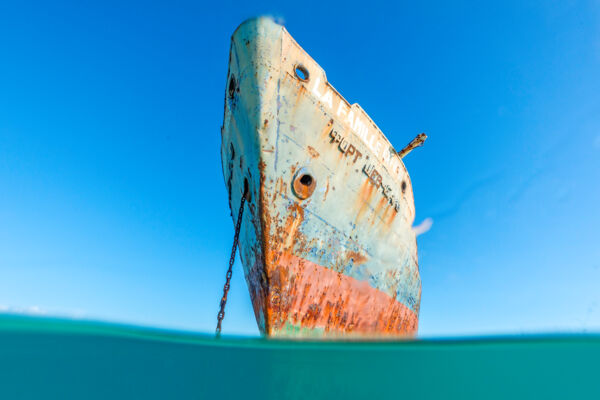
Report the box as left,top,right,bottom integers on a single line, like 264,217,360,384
1,314,599,399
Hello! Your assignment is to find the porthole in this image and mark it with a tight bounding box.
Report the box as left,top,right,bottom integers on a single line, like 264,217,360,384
228,76,237,99
292,167,316,200
294,64,309,81
244,177,251,202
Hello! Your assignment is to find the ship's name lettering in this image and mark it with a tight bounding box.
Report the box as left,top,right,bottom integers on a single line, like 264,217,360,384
311,75,402,176
329,129,363,164
329,129,401,212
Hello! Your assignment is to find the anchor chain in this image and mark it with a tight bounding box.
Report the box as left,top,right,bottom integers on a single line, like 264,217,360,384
215,185,247,337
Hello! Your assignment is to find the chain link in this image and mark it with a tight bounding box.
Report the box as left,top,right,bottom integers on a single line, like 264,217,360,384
215,185,247,337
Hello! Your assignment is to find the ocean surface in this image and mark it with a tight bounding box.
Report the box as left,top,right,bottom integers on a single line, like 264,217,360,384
1,314,598,399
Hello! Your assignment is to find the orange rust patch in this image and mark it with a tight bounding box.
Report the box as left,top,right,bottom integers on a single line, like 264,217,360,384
386,206,398,227
282,202,305,250
294,84,307,107
307,145,320,158
272,177,282,203
345,250,368,266
380,202,391,226
320,119,334,139
323,178,330,202
267,252,418,336
276,176,286,198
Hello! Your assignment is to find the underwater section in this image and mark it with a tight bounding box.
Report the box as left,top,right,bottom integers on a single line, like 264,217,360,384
1,314,599,399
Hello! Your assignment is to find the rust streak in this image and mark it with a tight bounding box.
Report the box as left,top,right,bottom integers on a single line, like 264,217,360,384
323,178,330,202
307,145,320,158
355,179,375,222
283,203,305,250
320,119,334,139
371,196,388,226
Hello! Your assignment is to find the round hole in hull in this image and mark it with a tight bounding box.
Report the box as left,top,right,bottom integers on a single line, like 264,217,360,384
294,64,309,82
292,167,316,200
243,178,251,202
228,76,237,99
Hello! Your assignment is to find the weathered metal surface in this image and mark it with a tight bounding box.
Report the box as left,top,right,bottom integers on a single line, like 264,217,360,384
221,17,421,338
398,133,428,159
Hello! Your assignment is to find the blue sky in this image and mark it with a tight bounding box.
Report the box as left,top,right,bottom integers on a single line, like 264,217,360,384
1,1,599,337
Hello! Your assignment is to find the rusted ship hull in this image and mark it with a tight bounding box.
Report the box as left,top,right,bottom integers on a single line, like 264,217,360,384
221,18,421,338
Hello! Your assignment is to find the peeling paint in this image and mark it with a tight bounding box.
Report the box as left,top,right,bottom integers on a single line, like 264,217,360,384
221,17,421,338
